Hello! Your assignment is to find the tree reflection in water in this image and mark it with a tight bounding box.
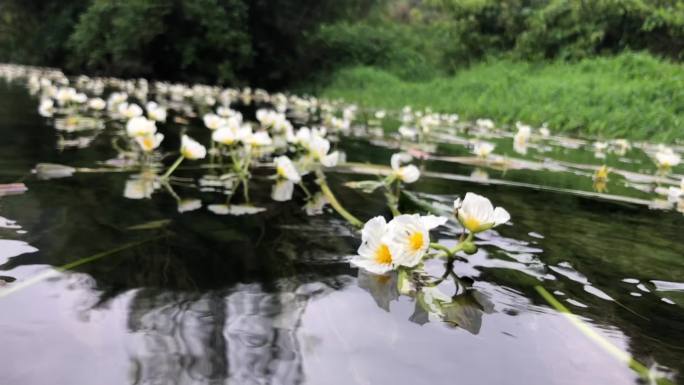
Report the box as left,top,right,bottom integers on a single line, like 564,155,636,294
125,282,328,385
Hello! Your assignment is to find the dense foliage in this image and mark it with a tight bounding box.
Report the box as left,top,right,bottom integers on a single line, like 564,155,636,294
3,0,684,88
319,53,684,141
0,0,377,87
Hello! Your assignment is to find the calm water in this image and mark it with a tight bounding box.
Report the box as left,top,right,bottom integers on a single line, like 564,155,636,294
1,80,684,385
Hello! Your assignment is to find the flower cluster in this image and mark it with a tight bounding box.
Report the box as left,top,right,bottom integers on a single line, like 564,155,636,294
351,192,510,274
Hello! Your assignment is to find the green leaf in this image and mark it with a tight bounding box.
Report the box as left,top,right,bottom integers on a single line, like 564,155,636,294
126,219,172,230
344,180,384,193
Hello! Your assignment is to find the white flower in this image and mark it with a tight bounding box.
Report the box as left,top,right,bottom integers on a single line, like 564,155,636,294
476,119,494,130
473,142,495,158
513,132,529,155
309,136,339,167
146,102,167,122
107,92,128,109
217,106,239,118
134,133,164,152
203,113,223,130
274,155,301,183
180,135,207,160
539,126,550,137
72,93,87,104
256,109,279,127
351,216,395,274
655,148,681,168
321,151,340,167
244,131,272,147
87,98,106,110
212,126,237,145
594,141,609,152
384,214,447,268
271,179,294,201
613,139,630,152
515,122,532,137
178,199,202,213
126,116,157,137
454,192,510,233
419,115,439,133
118,102,143,119
375,110,386,119
38,98,54,117
55,87,76,105
390,153,420,183
514,123,531,155
398,126,417,140
330,117,349,131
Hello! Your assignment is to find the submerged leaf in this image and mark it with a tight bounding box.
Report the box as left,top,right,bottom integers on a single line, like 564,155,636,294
126,219,172,230
344,180,384,193
34,163,76,180
0,183,28,197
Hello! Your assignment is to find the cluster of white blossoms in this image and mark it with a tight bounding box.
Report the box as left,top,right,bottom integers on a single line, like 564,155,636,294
352,192,510,274
351,214,447,274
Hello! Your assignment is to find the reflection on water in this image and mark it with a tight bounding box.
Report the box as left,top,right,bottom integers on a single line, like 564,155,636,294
127,284,310,385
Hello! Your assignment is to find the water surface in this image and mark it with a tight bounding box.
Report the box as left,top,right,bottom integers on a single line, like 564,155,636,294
1,80,683,385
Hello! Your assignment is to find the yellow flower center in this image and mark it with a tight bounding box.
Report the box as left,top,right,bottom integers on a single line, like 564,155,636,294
374,244,392,265
408,231,424,251
142,137,154,151
463,216,482,232
276,166,287,178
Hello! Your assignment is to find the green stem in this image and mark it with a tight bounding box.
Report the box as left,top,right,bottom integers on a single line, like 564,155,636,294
298,181,313,199
242,177,250,203
429,233,474,258
429,242,452,257
0,236,165,299
161,181,181,202
534,286,668,384
161,155,184,179
316,169,363,228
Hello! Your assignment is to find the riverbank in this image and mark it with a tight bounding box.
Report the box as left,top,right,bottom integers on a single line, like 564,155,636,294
316,53,684,142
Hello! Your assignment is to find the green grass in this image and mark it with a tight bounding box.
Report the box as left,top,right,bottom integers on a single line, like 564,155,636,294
317,53,684,142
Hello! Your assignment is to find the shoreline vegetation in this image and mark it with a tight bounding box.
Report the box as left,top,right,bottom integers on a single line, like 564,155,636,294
315,53,684,143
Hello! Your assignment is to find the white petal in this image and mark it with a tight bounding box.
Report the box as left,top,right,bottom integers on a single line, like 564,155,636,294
358,216,388,259
400,165,420,183
492,207,510,226
271,180,294,201
390,153,412,170
420,215,448,230
350,256,393,275
321,151,339,167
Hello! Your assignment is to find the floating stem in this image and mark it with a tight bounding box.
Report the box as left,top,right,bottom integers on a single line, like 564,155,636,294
161,155,185,179
534,286,669,384
316,169,363,228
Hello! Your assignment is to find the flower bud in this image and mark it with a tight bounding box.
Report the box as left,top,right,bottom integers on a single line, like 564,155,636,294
462,241,477,255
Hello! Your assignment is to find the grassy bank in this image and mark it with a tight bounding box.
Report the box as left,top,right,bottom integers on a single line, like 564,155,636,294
317,53,684,142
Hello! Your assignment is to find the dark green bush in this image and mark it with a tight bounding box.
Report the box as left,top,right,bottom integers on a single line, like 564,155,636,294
67,0,252,84
309,21,445,81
